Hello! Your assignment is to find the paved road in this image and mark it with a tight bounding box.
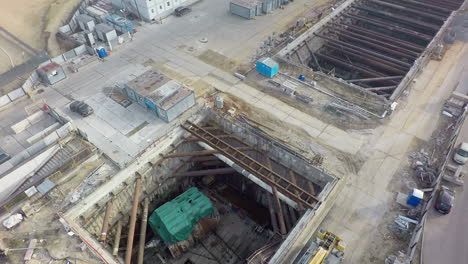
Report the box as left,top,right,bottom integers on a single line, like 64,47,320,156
422,114,468,264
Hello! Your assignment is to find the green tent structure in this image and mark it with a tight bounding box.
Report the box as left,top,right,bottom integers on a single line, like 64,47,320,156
149,187,215,243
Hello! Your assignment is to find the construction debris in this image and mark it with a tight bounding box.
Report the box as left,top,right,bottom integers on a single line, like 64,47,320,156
2,213,23,230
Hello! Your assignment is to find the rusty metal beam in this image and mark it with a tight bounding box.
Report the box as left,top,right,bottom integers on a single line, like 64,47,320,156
352,6,440,32
366,86,398,91
330,30,419,60
137,198,149,264
367,0,447,22
171,167,237,177
348,76,404,83
315,52,387,78
182,122,319,208
315,33,413,67
324,42,411,70
332,23,426,52
272,186,287,236
325,25,420,57
396,0,454,12
325,45,407,75
100,200,113,244
343,14,433,41
125,177,142,264
165,147,254,158
382,0,452,16
112,220,122,256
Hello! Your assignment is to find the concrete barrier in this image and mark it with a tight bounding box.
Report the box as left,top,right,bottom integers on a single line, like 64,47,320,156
10,111,46,134
26,122,61,144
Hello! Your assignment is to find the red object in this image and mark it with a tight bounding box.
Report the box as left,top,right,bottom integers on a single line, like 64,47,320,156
42,104,49,111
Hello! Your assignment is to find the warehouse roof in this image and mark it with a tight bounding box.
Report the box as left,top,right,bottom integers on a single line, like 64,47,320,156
230,0,260,9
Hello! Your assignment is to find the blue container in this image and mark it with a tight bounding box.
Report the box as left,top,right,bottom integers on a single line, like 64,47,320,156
256,57,279,78
96,47,107,58
106,15,134,33
298,74,306,81
407,188,424,206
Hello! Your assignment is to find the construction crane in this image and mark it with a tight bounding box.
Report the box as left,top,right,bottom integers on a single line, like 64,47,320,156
297,230,345,264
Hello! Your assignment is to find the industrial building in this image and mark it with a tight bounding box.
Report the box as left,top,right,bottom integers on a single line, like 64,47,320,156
230,0,289,19
111,0,199,21
124,70,196,122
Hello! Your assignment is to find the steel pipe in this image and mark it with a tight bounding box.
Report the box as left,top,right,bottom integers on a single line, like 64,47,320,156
326,45,407,75
413,0,460,9
352,6,440,32
343,14,433,41
395,0,454,13
326,25,420,57
100,200,113,244
267,193,280,234
315,53,386,78
324,42,411,71
332,23,426,51
380,0,451,17
367,0,446,22
171,167,237,177
348,76,404,83
314,33,413,67
272,186,287,236
112,220,122,256
137,198,149,264
125,177,142,264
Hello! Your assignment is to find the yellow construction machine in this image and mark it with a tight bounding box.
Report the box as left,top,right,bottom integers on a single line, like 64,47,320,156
297,230,345,264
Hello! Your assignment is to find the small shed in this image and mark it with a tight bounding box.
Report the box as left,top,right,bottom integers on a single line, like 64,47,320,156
256,57,279,77
95,23,117,42
37,62,67,85
76,14,96,31
230,0,259,19
124,70,196,123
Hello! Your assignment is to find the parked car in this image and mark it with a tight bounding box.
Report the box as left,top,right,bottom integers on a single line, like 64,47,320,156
434,186,455,214
453,142,468,165
70,101,94,117
175,6,191,17
0,148,11,165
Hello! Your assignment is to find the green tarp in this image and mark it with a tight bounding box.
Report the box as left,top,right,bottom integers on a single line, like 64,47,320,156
149,187,214,243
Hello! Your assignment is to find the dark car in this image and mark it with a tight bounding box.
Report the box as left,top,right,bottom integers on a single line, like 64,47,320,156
175,6,191,16
434,186,455,214
70,101,94,117
0,148,11,165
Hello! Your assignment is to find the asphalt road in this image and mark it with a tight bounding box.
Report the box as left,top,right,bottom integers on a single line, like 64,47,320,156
422,114,468,264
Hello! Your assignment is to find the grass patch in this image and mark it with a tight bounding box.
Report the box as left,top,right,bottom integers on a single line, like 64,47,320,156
198,50,238,72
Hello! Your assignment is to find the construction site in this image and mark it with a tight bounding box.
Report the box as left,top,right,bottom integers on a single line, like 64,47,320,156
1,0,468,263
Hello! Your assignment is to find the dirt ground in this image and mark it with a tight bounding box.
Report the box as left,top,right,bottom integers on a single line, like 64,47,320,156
0,0,81,73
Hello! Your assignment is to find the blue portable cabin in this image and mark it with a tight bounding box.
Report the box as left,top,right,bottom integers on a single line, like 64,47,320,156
106,15,134,33
256,57,279,78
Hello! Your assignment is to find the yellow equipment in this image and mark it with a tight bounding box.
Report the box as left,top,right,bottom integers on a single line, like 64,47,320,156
306,230,345,264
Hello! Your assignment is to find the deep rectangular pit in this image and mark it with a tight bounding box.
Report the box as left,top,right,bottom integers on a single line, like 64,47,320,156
279,0,462,101
63,110,338,264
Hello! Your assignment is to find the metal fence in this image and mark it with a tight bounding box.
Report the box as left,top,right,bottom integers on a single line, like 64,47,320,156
406,106,468,263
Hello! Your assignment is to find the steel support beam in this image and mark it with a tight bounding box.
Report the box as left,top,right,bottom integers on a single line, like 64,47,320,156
366,86,398,91
348,76,404,83
332,23,425,52
304,41,323,72
272,186,287,236
125,177,142,264
112,220,123,256
367,0,446,22
165,147,254,158
267,194,280,234
171,167,237,177
352,6,440,32
411,0,459,9
396,0,454,13
137,198,149,264
325,45,407,75
100,200,113,244
333,32,418,61
315,33,413,67
183,122,319,208
295,51,305,65
325,26,420,57
379,0,450,17
315,53,386,78
343,14,433,41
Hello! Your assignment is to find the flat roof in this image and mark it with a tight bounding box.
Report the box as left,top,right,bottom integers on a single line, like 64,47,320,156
38,62,61,74
230,0,260,9
126,70,172,97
